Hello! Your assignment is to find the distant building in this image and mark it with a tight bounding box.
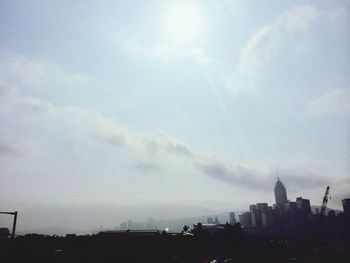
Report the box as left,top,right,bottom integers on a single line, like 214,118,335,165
328,210,336,217
239,212,251,227
261,206,273,228
274,177,288,207
248,203,269,228
256,203,268,228
120,222,127,230
214,216,219,224
296,197,311,214
145,217,156,229
257,203,268,213
342,198,350,214
192,223,225,235
0,228,10,239
98,230,160,237
237,178,350,236
249,205,258,227
229,212,236,225
207,217,214,224
283,202,298,234
285,201,297,211
127,220,141,230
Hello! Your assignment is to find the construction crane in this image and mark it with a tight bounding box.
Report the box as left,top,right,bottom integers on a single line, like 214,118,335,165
320,186,330,216
0,211,18,238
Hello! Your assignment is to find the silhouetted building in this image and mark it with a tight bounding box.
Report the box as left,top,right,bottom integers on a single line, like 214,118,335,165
257,203,268,212
294,197,312,233
285,201,297,211
256,203,268,228
328,210,336,217
296,197,311,215
249,203,269,228
127,220,142,230
98,230,160,237
214,216,219,224
342,198,350,214
262,206,273,228
284,202,298,234
0,228,10,239
229,212,236,224
237,179,350,237
249,205,259,227
145,217,156,229
207,217,214,224
192,223,225,235
120,222,127,230
239,212,251,227
274,177,288,207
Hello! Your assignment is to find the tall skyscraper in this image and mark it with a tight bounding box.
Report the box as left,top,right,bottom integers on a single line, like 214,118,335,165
274,177,288,206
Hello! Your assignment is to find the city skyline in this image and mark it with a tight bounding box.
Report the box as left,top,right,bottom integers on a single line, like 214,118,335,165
1,176,347,235
1,0,349,234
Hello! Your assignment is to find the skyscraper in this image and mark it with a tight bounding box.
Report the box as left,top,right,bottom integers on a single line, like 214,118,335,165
296,197,311,215
229,212,236,225
239,212,251,227
274,177,288,206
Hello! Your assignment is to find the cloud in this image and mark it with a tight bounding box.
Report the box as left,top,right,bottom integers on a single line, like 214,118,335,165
2,86,333,191
283,5,318,34
0,50,91,90
188,48,212,64
226,5,317,94
0,134,47,162
1,83,195,163
0,56,334,192
130,161,160,172
328,6,350,26
138,132,194,158
125,43,211,65
306,88,350,117
0,136,23,157
196,160,265,189
195,157,330,191
124,5,319,96
0,83,53,117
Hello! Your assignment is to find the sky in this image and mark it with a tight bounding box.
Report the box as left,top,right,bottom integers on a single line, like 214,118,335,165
0,0,349,234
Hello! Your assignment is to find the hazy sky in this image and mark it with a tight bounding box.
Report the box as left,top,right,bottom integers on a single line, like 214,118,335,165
1,0,349,233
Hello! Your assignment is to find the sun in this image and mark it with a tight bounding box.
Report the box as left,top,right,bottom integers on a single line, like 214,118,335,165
161,2,205,45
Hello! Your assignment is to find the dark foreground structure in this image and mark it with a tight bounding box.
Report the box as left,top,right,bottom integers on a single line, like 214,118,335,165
1,225,350,263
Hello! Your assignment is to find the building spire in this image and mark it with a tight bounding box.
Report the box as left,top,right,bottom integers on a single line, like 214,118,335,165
274,173,288,206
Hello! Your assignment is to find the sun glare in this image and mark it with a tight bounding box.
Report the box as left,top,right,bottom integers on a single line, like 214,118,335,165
161,2,205,45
